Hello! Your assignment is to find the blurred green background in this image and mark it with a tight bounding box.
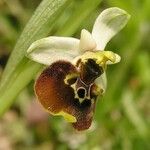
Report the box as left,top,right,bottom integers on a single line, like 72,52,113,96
0,0,150,149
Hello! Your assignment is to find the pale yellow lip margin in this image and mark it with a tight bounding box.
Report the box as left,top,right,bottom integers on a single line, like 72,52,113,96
48,108,77,123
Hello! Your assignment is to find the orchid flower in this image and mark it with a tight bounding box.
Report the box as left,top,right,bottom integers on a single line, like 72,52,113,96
26,7,130,131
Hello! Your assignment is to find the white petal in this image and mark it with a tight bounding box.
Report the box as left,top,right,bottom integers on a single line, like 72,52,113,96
79,29,96,52
92,7,130,50
95,73,107,93
26,36,80,65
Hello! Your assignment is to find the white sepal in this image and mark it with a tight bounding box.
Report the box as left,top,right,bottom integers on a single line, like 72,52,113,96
27,36,80,65
92,7,130,50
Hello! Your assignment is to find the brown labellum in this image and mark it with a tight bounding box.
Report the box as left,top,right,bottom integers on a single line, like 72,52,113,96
35,60,102,131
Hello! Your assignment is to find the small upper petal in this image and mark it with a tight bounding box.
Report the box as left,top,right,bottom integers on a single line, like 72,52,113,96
79,29,96,53
92,7,130,50
26,36,80,65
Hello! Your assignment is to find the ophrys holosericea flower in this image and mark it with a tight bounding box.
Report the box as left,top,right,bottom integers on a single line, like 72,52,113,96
26,7,130,131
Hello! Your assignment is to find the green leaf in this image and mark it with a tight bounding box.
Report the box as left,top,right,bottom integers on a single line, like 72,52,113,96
0,60,42,113
0,0,69,116
0,0,69,90
56,0,102,36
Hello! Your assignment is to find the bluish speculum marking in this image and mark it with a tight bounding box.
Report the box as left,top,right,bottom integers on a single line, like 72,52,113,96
66,58,104,104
